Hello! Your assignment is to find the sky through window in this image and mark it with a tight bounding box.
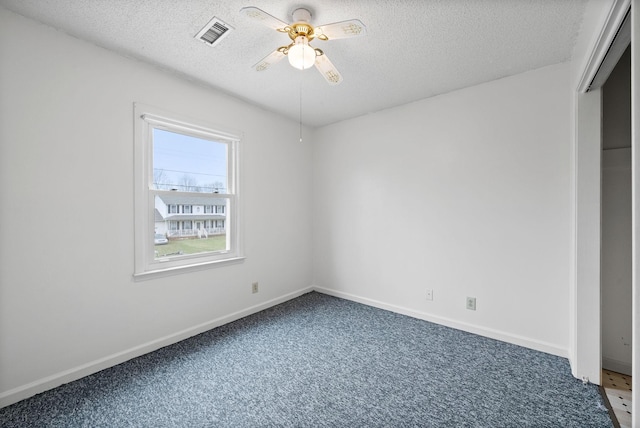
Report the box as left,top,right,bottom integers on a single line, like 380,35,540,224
152,128,227,193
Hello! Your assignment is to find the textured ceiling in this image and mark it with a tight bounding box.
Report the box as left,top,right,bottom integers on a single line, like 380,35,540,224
0,0,588,127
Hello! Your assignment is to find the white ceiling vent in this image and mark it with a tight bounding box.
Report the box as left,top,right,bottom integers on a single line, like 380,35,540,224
195,17,234,46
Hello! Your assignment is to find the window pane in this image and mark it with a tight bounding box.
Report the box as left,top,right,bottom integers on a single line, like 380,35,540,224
152,128,227,194
154,194,229,259
152,128,230,260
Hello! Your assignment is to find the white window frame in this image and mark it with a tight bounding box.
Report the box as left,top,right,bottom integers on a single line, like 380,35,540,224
133,103,243,279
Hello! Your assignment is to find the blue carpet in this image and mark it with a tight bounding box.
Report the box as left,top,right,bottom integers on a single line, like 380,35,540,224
0,292,613,427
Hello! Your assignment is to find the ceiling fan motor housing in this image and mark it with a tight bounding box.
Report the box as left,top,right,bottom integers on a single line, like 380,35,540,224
289,23,315,40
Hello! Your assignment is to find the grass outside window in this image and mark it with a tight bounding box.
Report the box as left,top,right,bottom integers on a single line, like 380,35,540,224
155,235,226,257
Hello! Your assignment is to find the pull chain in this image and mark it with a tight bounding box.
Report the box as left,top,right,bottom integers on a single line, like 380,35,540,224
299,73,303,143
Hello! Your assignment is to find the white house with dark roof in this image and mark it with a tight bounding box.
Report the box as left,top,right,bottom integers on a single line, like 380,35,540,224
154,194,226,238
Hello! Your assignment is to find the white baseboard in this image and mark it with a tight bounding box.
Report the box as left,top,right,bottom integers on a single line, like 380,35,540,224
312,286,568,359
0,286,313,409
1,285,569,408
602,357,632,376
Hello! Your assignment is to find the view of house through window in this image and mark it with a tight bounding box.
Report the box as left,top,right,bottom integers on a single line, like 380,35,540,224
152,128,229,260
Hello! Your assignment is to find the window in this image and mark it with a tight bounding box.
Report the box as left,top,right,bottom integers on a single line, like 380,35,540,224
134,103,242,278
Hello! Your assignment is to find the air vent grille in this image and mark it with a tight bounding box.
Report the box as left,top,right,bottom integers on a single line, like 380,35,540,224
195,17,233,46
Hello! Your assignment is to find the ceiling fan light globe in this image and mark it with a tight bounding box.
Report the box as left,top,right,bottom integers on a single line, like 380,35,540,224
288,36,315,70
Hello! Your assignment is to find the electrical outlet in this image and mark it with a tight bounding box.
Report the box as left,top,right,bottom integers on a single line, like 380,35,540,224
466,297,476,311
426,289,433,301
252,282,259,294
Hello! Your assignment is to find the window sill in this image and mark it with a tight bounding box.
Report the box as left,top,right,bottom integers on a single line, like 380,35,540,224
133,256,245,282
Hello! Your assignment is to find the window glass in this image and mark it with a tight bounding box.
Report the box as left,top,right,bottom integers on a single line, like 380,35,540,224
152,129,230,260
152,128,227,193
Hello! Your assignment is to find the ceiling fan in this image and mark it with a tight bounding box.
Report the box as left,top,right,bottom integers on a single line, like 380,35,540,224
240,6,366,85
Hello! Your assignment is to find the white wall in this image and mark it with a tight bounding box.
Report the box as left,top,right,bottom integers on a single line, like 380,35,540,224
0,8,313,406
312,63,573,356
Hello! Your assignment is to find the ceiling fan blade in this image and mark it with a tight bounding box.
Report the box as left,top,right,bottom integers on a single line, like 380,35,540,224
253,49,286,71
315,19,366,40
314,53,342,85
240,6,288,31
